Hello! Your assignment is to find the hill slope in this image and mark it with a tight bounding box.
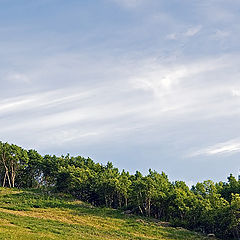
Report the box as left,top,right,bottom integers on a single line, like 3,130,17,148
0,188,213,240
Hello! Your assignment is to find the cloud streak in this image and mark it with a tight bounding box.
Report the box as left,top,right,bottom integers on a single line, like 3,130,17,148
184,25,202,37
190,140,240,157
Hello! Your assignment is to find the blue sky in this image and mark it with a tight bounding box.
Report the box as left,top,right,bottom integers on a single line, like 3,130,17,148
1,0,240,185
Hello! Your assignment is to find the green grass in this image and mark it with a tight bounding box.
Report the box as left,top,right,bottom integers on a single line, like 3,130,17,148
0,188,213,240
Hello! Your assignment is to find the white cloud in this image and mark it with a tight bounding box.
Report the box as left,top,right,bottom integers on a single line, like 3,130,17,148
43,129,101,145
0,88,96,115
0,97,34,113
2,53,240,150
166,25,202,41
184,25,202,37
190,140,240,157
130,57,225,98
232,89,240,97
166,33,177,40
213,29,230,39
6,73,31,83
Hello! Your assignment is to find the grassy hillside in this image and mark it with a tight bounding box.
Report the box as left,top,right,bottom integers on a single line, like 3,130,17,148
0,188,213,240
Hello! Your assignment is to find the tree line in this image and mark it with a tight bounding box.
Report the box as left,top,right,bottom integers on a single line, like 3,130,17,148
0,141,239,239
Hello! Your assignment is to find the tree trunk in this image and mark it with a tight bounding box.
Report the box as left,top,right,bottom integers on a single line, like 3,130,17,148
11,161,15,188
2,153,12,188
146,198,151,217
138,205,144,215
105,196,108,207
3,172,7,187
6,170,12,188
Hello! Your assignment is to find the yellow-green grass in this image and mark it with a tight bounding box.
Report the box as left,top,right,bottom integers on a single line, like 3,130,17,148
0,188,212,240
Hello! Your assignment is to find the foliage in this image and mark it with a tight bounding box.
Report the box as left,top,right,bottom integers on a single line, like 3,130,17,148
0,141,239,239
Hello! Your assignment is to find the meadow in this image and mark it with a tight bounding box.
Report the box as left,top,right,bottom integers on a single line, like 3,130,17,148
0,188,213,240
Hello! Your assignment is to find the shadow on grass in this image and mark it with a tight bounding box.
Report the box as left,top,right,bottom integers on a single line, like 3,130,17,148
0,188,209,240
0,189,127,218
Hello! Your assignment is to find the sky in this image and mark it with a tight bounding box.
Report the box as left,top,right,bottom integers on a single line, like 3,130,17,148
1,0,240,185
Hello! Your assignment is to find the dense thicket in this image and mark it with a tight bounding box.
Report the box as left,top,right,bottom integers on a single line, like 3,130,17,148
0,141,239,239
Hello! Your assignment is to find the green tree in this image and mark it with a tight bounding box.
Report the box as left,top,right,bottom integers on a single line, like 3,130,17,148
0,142,29,187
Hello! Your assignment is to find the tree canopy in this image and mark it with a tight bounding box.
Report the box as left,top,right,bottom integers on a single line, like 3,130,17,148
0,141,239,239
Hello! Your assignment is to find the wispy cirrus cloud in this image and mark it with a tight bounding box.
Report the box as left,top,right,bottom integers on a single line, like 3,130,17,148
166,25,202,40
2,53,240,155
184,25,202,37
190,140,240,157
6,73,31,83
